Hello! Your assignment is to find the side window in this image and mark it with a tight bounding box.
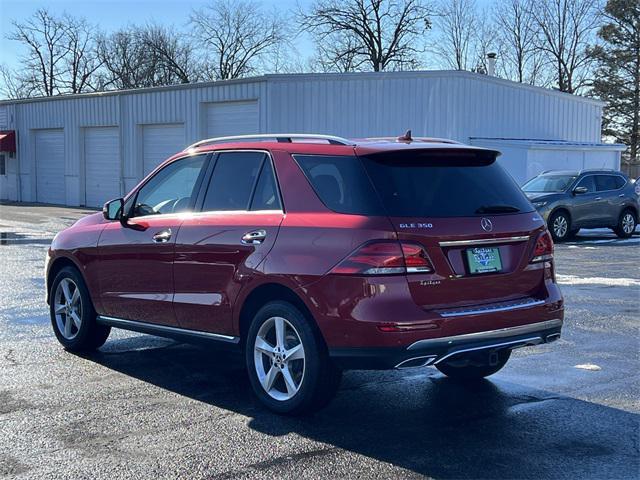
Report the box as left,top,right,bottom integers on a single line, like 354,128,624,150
131,154,206,218
575,176,595,193
294,155,383,215
250,161,282,211
0,154,5,175
202,151,265,211
614,176,626,189
595,175,618,192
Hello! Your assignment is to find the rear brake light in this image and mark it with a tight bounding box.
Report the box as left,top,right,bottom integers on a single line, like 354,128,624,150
330,241,433,275
531,230,554,263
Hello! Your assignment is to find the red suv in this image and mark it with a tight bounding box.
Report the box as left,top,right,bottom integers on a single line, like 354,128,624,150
46,133,563,414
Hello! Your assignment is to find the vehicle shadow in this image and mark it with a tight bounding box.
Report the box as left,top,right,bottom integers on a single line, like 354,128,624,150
83,335,639,479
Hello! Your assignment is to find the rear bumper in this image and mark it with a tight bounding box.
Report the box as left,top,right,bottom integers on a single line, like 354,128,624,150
329,318,562,370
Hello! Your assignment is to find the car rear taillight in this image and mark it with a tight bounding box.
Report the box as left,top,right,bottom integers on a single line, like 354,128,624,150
531,230,554,263
330,241,433,275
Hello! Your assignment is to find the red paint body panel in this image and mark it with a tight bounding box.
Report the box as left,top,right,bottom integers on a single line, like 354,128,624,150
173,211,283,335
96,215,184,325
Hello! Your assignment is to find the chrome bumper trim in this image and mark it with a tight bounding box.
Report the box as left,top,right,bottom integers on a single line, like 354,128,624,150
439,235,530,247
433,336,544,365
96,315,239,343
436,298,545,318
407,319,563,351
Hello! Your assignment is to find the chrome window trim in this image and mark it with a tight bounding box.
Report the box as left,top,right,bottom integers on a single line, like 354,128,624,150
439,235,529,247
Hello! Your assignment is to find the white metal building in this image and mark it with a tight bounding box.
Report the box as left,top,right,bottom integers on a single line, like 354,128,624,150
0,70,625,207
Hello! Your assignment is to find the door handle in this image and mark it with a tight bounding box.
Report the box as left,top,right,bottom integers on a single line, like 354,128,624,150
619,194,625,197
152,229,172,243
594,197,602,201
242,229,267,245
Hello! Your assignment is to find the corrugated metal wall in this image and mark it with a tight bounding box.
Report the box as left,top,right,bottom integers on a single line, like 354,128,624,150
0,71,604,206
266,72,602,142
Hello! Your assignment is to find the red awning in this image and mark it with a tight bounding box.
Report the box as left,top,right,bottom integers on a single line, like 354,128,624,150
0,130,16,152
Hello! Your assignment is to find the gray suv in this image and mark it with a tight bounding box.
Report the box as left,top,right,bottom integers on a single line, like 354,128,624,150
523,169,639,241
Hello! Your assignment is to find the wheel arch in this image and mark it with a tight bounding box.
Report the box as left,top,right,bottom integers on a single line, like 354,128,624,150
46,255,87,305
236,282,326,350
549,206,572,223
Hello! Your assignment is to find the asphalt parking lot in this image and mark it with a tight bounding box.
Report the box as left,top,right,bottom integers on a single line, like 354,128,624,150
0,203,638,480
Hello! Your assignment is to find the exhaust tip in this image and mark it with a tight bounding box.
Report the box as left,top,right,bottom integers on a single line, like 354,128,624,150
395,356,436,369
546,333,561,343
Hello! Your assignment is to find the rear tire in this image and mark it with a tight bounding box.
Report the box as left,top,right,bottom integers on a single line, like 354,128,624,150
49,266,111,352
549,211,571,242
614,209,636,238
436,349,511,380
245,301,341,415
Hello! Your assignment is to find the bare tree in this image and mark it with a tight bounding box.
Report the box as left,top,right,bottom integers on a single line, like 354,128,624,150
494,0,548,84
434,0,478,70
97,24,196,89
138,25,198,84
97,29,153,89
301,0,432,72
60,14,103,93
8,9,68,96
189,0,287,80
530,0,601,93
5,9,102,98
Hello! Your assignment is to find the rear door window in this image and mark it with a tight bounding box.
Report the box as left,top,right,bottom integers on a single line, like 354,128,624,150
362,151,534,217
250,160,282,211
202,152,265,211
595,175,618,192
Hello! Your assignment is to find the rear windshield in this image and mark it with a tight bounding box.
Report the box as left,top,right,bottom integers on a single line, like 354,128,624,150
295,151,534,217
362,151,534,217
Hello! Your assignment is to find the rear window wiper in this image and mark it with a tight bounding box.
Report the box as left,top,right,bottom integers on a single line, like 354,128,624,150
475,205,521,214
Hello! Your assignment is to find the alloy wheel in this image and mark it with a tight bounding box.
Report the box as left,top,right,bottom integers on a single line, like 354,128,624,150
54,278,83,340
253,316,305,401
553,215,568,238
622,213,635,234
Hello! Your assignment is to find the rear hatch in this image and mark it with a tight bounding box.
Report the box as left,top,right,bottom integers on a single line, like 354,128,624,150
359,146,546,310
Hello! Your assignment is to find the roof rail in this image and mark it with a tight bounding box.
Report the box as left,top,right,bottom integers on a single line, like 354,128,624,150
187,133,355,149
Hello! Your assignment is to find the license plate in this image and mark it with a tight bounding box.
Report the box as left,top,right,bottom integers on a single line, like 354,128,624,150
465,247,502,274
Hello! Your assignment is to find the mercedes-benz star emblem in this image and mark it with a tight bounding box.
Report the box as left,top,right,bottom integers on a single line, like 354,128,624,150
481,218,493,232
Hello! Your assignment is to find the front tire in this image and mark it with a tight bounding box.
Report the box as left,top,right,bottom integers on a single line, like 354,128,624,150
614,209,636,238
50,266,111,351
245,301,341,415
436,349,511,380
549,211,571,242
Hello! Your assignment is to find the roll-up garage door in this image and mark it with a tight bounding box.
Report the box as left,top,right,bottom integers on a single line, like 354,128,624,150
35,129,65,205
206,101,259,138
84,127,121,208
142,124,185,176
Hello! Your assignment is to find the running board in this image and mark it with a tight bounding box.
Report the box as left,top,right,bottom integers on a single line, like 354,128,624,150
96,316,240,345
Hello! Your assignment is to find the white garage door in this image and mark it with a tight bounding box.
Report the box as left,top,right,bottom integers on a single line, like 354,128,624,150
142,124,185,176
206,101,259,138
35,129,65,205
84,127,120,207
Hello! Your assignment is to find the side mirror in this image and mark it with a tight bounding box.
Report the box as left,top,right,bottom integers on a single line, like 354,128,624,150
573,186,588,195
103,198,124,221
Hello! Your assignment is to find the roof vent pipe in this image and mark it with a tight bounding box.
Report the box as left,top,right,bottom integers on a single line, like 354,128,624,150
486,52,497,76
